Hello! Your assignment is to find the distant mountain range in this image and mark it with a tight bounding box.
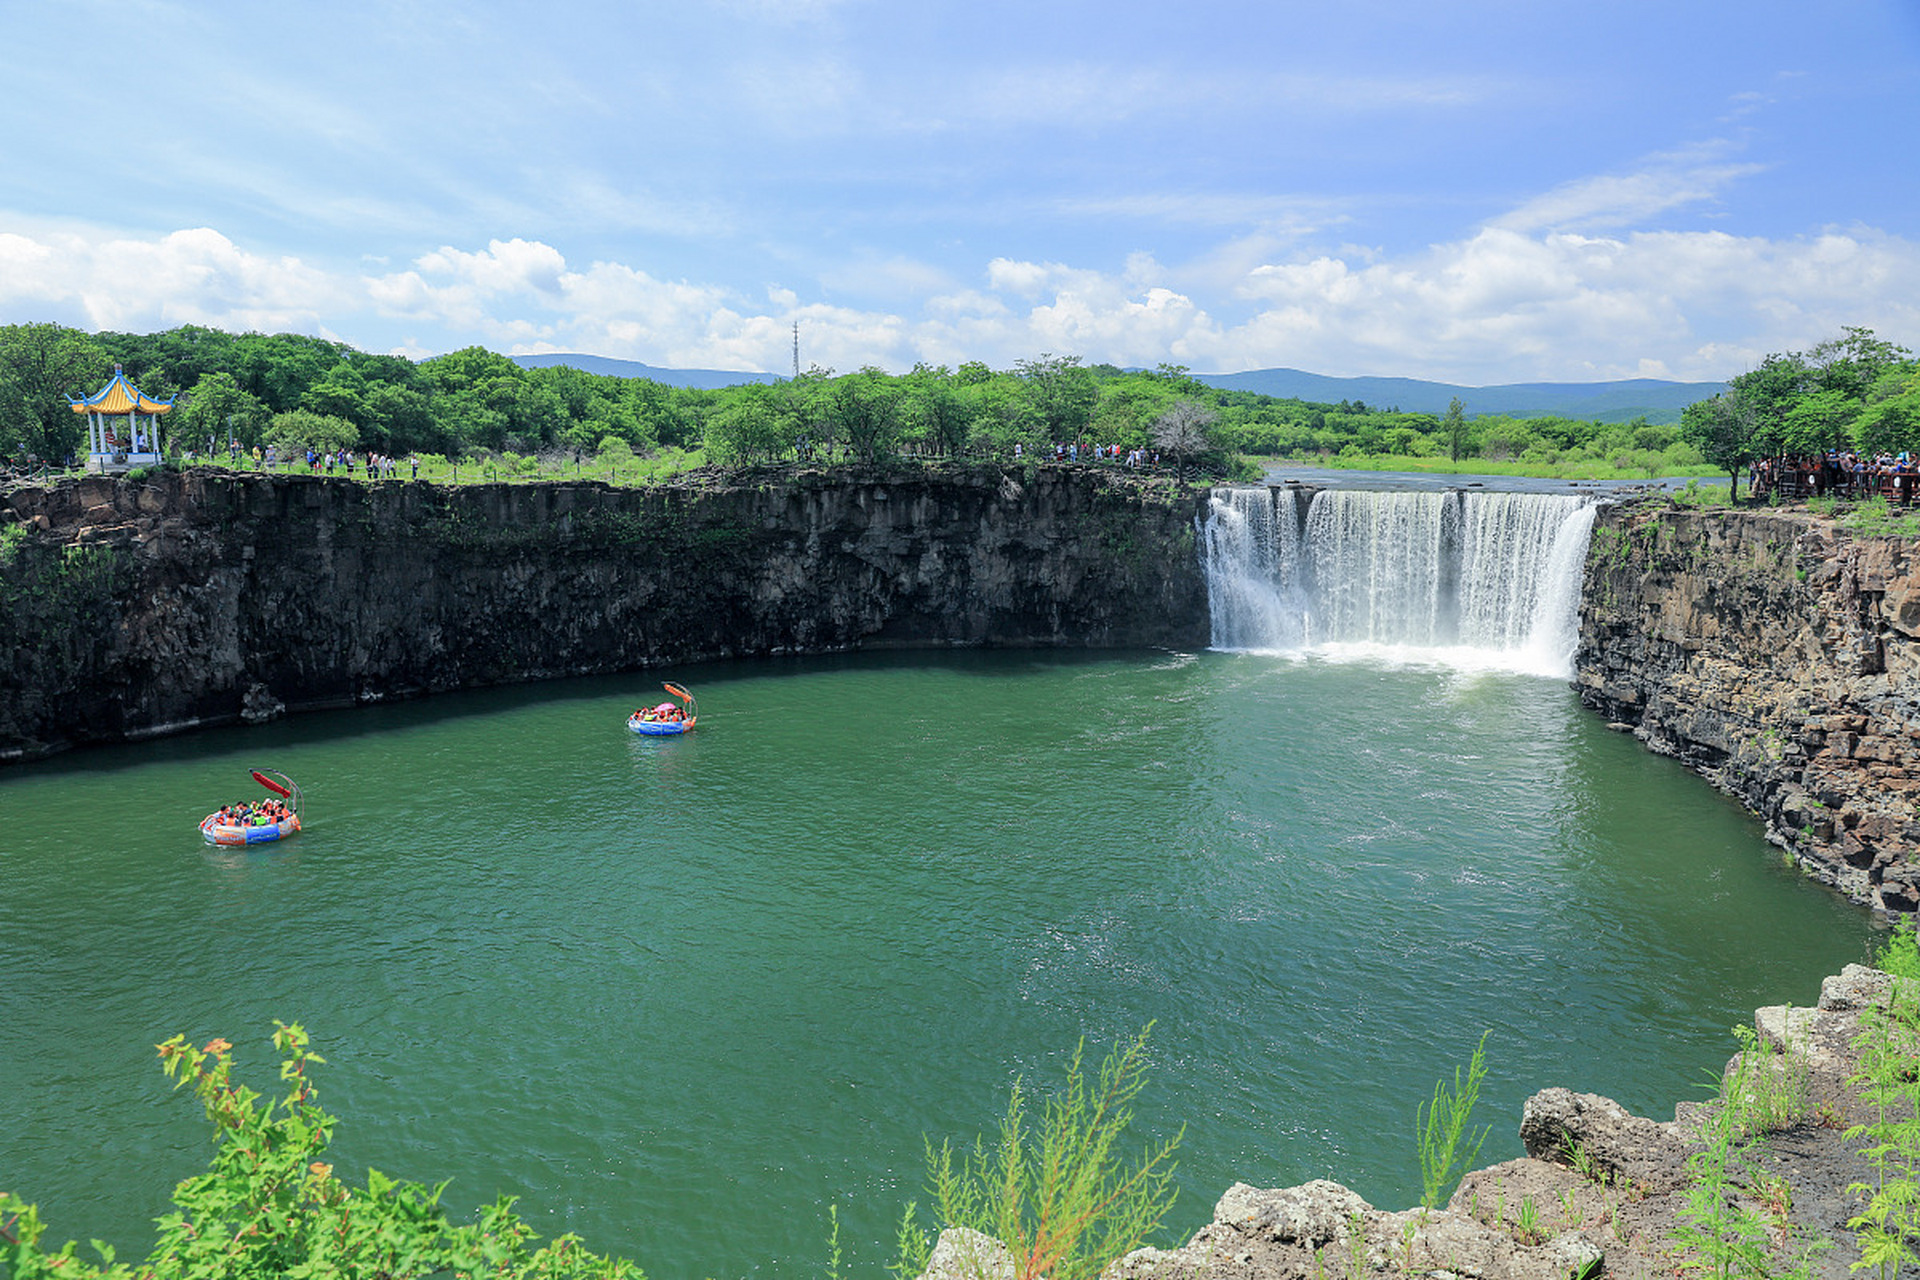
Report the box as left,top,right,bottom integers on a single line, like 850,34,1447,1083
510,352,1723,425
511,352,779,390
1190,368,1726,424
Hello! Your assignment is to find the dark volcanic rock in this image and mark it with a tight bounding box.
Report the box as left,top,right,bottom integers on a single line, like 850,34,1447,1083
1574,502,1920,912
0,464,1211,760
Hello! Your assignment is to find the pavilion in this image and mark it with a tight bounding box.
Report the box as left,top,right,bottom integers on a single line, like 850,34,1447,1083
70,365,173,473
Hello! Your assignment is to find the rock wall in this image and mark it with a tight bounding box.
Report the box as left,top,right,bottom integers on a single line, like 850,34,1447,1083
0,464,1211,761
1046,964,1893,1280
1573,502,1920,912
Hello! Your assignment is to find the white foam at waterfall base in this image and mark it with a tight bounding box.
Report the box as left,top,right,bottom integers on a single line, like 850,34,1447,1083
1202,487,1600,678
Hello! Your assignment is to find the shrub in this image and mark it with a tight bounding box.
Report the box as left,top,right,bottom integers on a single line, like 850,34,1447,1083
0,1023,645,1280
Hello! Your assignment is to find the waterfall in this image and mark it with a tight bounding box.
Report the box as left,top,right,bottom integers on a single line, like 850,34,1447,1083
1202,486,1599,676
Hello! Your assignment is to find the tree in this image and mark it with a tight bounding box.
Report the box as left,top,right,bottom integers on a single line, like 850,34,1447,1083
0,323,111,463
232,333,352,412
300,362,373,425
1152,398,1219,474
1015,354,1097,445
1777,388,1860,456
827,367,902,464
907,366,976,457
702,384,790,464
784,366,835,461
1855,377,1920,458
1807,326,1913,402
1444,397,1468,462
360,380,440,454
1679,389,1758,494
1725,353,1811,458
179,372,268,450
264,409,359,456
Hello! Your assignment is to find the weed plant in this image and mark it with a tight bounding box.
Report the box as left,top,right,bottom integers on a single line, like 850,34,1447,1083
1415,1030,1491,1210
1846,922,1920,1277
1876,919,1920,981
1793,493,1920,538
892,1027,1182,1280
1668,1024,1824,1279
1667,478,1733,509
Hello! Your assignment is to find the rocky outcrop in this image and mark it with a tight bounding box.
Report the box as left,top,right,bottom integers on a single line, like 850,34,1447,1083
1574,503,1920,913
0,464,1211,761
919,965,1903,1280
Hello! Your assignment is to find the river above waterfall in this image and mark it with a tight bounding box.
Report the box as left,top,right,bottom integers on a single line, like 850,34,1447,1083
1256,465,1720,495
0,649,1876,1280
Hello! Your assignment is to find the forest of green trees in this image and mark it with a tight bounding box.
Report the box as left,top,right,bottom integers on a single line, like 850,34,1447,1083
1679,326,1920,486
0,320,1909,483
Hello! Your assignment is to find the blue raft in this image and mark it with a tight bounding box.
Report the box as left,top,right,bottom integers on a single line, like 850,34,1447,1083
627,682,697,735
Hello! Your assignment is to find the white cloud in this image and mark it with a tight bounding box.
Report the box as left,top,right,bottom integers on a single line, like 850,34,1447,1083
1495,163,1766,234
1212,225,1920,381
2,213,1917,385
0,225,348,334
415,239,569,295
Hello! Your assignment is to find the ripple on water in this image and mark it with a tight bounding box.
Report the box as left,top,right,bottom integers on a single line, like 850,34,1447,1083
0,650,1879,1280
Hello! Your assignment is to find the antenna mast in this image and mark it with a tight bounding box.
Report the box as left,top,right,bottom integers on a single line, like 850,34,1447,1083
792,321,800,379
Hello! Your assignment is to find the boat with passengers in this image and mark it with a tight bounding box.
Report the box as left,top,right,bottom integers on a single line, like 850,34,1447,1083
628,683,697,735
200,769,304,845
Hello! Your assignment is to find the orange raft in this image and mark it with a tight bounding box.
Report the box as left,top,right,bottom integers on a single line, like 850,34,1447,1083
200,769,304,845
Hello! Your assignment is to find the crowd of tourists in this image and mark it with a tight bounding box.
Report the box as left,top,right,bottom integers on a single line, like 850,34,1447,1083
211,797,293,829
1008,441,1164,467
1751,451,1920,503
300,447,415,478
179,442,419,480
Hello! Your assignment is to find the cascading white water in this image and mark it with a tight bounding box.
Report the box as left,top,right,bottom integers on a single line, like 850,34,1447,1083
1202,486,1310,650
1203,486,1600,676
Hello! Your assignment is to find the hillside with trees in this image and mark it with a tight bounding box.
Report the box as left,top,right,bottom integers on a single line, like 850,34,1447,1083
4,320,1902,482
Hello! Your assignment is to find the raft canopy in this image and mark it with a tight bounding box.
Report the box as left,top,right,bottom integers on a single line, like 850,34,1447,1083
251,768,303,815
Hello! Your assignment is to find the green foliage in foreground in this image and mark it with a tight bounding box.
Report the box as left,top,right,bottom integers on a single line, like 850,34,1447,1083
1669,1022,1825,1279
1415,1030,1491,1210
1848,937,1920,1280
1874,920,1920,982
893,1027,1182,1280
0,1023,644,1280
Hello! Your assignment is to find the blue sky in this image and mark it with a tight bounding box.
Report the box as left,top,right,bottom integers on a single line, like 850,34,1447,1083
3,0,1916,383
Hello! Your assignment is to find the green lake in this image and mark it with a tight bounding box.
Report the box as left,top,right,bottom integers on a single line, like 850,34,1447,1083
0,648,1879,1279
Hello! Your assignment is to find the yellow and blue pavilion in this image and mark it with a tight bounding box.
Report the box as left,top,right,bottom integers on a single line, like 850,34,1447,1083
70,365,174,472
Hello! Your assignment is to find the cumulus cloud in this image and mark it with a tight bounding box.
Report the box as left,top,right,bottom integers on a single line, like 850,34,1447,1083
1213,225,1920,381
0,225,347,334
2,215,1917,384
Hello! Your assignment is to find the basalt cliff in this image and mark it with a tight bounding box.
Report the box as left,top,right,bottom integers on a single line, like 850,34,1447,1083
1574,502,1920,913
0,465,1210,762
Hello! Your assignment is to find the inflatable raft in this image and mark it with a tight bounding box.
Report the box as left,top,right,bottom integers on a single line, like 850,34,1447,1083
628,682,697,736
200,810,302,845
201,768,304,845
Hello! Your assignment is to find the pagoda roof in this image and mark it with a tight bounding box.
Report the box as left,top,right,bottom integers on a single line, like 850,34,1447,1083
69,366,175,415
